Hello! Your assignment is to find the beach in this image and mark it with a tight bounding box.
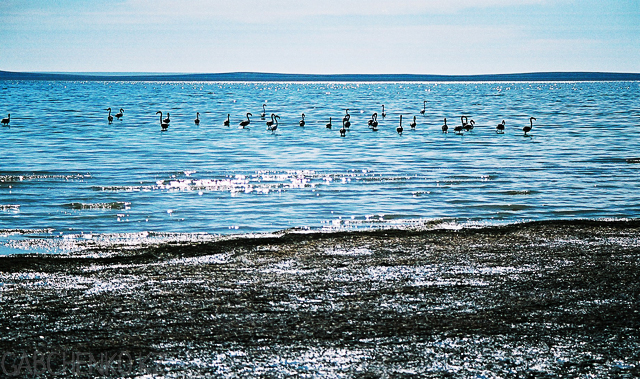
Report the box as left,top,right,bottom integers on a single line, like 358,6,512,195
1,220,639,377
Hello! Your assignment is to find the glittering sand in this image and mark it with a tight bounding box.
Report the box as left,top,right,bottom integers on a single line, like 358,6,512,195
1,220,639,377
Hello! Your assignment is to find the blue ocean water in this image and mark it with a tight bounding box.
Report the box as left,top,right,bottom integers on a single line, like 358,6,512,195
1,80,639,253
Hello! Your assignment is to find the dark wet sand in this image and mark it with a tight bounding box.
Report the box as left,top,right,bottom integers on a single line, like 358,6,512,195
1,220,640,377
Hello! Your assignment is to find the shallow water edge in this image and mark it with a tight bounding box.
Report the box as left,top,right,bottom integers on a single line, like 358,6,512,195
1,219,639,377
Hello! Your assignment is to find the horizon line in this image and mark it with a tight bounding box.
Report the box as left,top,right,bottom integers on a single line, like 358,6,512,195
1,70,640,82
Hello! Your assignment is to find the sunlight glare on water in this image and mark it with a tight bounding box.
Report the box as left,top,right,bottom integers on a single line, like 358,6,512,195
1,80,640,253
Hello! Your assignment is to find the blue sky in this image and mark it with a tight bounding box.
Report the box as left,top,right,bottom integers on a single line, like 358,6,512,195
1,0,638,74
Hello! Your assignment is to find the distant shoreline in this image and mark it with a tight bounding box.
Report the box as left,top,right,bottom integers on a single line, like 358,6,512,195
1,70,639,82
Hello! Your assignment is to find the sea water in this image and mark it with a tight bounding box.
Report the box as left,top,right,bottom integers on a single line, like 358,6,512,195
1,80,639,253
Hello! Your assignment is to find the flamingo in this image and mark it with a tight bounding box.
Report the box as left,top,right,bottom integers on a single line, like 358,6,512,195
442,118,448,133
368,112,378,130
1,113,10,126
344,114,351,128
106,108,113,124
239,113,252,128
224,114,230,126
260,104,266,119
299,113,305,127
115,108,124,119
163,113,170,124
496,120,505,134
267,114,279,133
420,101,427,115
326,117,332,129
266,113,276,128
381,104,386,118
464,119,475,132
523,117,536,136
340,119,347,137
454,116,465,134
410,115,417,129
343,109,350,123
396,115,403,135
194,112,200,125
156,111,169,130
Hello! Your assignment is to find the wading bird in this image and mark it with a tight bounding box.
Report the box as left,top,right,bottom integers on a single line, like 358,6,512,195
442,118,448,133
397,115,403,135
156,111,169,130
496,120,505,134
194,112,200,125
224,114,230,126
523,117,536,136
115,108,124,119
240,113,252,128
106,108,113,124
1,114,10,126
299,113,305,127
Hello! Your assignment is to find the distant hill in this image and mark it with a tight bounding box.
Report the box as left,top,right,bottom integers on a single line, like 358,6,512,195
1,70,639,82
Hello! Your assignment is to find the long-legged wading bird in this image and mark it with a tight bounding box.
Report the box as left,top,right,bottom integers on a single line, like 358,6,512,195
260,104,266,119
454,116,465,134
442,118,448,133
224,114,230,126
157,111,169,130
340,119,347,136
163,113,170,124
397,115,403,135
326,117,332,129
523,117,536,136
410,115,417,129
465,119,475,132
194,112,200,125
1,113,10,126
381,104,386,118
115,108,124,119
106,108,113,124
267,114,279,133
299,113,305,127
343,109,350,123
240,113,252,128
420,101,427,115
496,120,505,134
266,113,275,128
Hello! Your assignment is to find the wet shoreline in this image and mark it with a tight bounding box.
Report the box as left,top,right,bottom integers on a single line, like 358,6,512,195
1,220,640,377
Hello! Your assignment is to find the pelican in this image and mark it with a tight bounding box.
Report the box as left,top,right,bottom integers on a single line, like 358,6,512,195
240,113,252,128
115,108,124,119
326,117,332,129
396,115,403,135
1,113,10,126
340,119,347,137
496,120,505,134
420,101,427,115
523,117,536,136
163,113,171,124
410,115,417,129
267,114,279,133
260,104,266,119
381,104,386,118
106,108,113,124
442,118,448,133
194,112,200,125
224,114,230,126
299,113,305,127
344,114,351,128
156,111,169,130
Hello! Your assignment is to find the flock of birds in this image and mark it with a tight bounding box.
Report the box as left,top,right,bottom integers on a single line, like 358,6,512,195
2,101,538,136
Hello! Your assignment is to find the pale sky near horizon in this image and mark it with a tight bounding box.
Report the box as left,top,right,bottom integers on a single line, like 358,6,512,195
1,0,639,75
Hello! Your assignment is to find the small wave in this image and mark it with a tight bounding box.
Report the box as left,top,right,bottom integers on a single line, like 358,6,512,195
63,202,131,210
